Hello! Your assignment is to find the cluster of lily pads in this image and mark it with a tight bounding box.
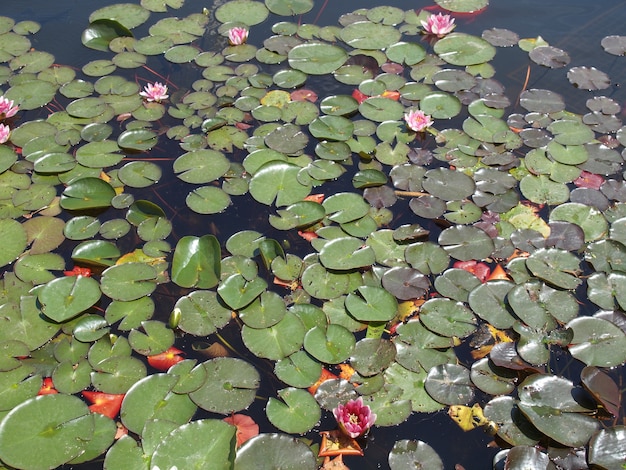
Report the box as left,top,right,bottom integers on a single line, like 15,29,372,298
0,0,625,469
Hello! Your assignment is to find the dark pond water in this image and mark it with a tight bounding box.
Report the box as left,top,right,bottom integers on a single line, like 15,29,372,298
2,0,626,469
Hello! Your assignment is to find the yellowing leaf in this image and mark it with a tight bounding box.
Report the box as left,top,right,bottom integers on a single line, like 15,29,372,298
116,248,165,266
260,90,291,108
448,403,491,431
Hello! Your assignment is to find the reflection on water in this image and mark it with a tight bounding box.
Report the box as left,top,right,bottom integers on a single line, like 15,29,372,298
2,0,625,468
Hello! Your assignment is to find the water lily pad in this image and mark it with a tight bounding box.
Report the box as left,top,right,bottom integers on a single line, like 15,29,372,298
566,316,626,367
549,202,608,242
242,311,304,360
215,0,269,25
304,324,355,364
266,387,320,434
309,115,354,141
234,433,317,469
120,374,197,434
359,96,405,122
288,42,348,75
388,440,443,470
266,0,313,15
588,426,626,469
468,280,515,328
438,225,494,261
150,419,235,470
71,240,120,268
525,248,582,290
434,33,496,66
0,219,27,268
171,235,220,289
274,350,321,388
345,286,398,322
175,290,231,336
38,275,101,322
89,4,150,29
100,263,157,302
81,19,133,52
435,0,488,12
341,21,401,49
189,357,260,414
420,297,477,338
61,177,116,210
249,161,311,206
186,186,232,214
319,237,375,270
0,394,94,470
567,66,610,91
117,129,158,151
517,375,599,447
425,363,474,405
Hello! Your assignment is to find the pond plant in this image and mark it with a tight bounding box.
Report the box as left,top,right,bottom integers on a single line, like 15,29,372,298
0,0,625,468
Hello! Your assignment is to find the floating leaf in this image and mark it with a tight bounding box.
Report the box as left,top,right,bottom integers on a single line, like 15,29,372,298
266,387,320,434
288,42,348,75
0,395,94,470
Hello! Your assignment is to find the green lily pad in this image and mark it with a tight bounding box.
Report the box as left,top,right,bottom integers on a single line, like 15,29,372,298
242,311,304,360
38,275,102,322
174,149,231,184
425,363,474,406
319,237,375,270
60,177,116,210
525,248,582,290
266,0,314,15
420,297,477,338
118,161,162,188
588,426,626,469
128,320,174,356
117,129,158,151
0,394,94,470
274,350,322,389
186,186,232,214
218,273,268,310
438,225,495,261
434,33,496,66
120,373,197,434
0,219,27,269
345,286,398,322
288,42,348,75
341,21,401,49
566,316,626,367
151,420,236,470
189,358,260,414
234,433,317,469
359,97,405,122
171,235,221,289
82,19,133,52
215,0,269,25
100,263,157,302
266,387,320,434
304,324,355,364
468,280,515,329
249,161,311,206
175,290,232,336
309,115,354,141
389,440,443,470
89,3,150,29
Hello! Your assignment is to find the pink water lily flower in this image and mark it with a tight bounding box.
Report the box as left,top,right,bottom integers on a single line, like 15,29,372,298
139,82,169,103
0,96,18,119
333,397,376,438
421,13,456,37
0,124,10,144
404,109,433,132
228,27,249,45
